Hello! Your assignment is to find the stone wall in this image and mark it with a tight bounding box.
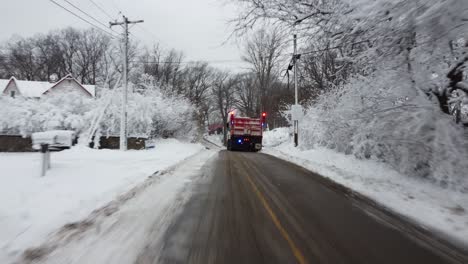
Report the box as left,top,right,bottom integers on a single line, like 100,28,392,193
0,135,146,152
90,136,146,150
0,135,33,152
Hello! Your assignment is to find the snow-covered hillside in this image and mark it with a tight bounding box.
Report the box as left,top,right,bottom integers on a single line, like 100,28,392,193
0,139,204,263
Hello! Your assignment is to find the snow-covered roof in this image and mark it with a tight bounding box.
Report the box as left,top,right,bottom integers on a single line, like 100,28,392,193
43,74,95,97
82,84,96,97
0,75,95,97
13,78,51,97
0,79,10,91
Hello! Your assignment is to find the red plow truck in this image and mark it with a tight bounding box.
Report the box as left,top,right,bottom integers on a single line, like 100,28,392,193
226,112,266,152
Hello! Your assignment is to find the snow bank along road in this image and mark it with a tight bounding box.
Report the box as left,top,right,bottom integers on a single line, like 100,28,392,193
26,149,468,264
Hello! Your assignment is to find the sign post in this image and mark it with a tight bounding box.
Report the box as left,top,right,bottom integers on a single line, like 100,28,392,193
291,104,303,147
40,144,50,177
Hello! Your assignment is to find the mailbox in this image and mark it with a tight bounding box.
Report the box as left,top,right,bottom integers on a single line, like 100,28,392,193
32,130,76,150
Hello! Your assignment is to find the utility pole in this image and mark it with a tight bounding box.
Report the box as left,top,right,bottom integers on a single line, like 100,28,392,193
293,33,299,147
110,15,144,151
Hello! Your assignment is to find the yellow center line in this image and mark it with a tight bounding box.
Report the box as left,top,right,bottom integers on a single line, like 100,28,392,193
244,172,307,264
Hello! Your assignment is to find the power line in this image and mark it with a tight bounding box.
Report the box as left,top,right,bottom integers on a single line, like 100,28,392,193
61,0,119,35
88,0,115,20
49,0,116,38
109,0,123,15
131,60,245,65
135,24,170,49
298,46,341,55
137,24,157,38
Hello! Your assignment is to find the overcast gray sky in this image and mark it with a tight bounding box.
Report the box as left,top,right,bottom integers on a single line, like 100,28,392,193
0,0,247,71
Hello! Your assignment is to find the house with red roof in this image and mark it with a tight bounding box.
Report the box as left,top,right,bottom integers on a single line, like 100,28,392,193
1,74,95,98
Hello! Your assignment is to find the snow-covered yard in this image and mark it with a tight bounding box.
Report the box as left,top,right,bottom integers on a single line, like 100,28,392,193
33,149,217,264
262,128,468,248
0,139,204,263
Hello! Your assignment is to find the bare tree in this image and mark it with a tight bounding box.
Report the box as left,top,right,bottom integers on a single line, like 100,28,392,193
74,28,111,85
139,45,185,94
0,48,9,78
299,41,353,100
161,49,184,88
59,27,81,76
235,72,257,116
242,28,285,115
212,71,238,145
35,32,66,80
183,62,212,104
5,38,40,80
182,62,214,139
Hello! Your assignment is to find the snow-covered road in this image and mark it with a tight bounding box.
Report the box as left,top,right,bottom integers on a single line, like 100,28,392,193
3,133,466,263
262,128,468,250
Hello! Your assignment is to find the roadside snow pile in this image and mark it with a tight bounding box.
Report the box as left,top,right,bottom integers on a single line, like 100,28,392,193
263,138,468,247
0,139,203,263
205,134,223,146
262,127,290,147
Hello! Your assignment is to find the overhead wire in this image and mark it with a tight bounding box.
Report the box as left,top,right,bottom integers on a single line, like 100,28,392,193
110,0,123,14
87,1,152,47
135,24,171,49
131,59,246,65
48,0,117,38
88,0,115,20
61,0,119,35
62,1,246,68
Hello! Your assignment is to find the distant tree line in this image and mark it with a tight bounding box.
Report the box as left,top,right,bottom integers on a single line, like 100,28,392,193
0,27,113,85
0,26,297,142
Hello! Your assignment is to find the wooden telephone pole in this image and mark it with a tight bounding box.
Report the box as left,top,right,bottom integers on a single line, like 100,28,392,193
110,15,143,150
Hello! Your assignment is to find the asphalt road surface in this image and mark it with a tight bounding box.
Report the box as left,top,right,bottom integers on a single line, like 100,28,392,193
139,150,467,264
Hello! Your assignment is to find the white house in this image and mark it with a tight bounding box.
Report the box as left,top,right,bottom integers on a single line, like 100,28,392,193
1,74,95,98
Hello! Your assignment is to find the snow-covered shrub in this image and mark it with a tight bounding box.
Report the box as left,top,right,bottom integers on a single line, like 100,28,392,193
0,87,196,140
109,88,196,139
300,68,468,190
0,92,95,136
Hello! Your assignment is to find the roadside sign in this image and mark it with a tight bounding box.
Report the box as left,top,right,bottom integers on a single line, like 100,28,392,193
291,104,303,121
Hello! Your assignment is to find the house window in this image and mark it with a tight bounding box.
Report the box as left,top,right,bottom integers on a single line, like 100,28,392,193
10,91,15,98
